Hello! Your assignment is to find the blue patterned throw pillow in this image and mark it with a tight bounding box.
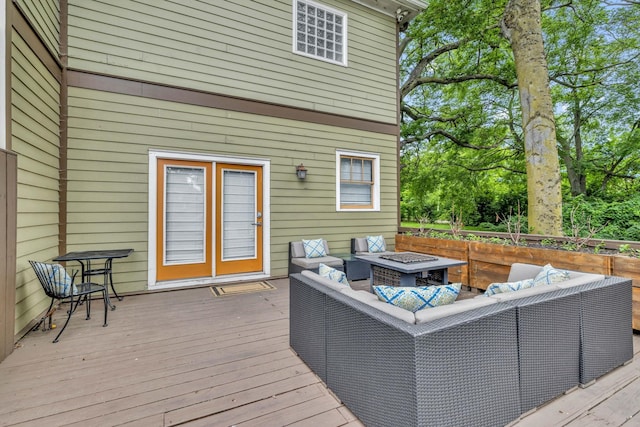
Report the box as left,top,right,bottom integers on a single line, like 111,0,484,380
533,264,570,285
373,283,461,312
366,235,386,253
47,263,77,297
302,239,327,258
318,263,350,287
484,278,536,296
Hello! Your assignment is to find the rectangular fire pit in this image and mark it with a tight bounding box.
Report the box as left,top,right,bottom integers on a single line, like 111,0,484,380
355,252,467,288
379,253,437,264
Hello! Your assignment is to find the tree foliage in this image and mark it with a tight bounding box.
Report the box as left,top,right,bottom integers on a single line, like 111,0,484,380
400,0,640,237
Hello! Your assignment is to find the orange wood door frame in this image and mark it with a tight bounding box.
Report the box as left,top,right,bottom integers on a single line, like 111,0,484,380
215,164,263,275
156,159,212,281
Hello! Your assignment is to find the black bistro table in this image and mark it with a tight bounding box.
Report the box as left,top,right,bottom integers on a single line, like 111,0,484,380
356,252,467,288
53,248,134,310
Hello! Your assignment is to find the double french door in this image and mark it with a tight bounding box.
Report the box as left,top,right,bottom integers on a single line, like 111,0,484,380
156,159,263,281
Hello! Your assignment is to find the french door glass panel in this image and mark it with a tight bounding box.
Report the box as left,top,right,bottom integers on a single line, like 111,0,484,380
164,166,206,264
222,170,256,260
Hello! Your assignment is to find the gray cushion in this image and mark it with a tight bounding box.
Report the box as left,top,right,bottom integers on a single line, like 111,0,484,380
291,241,306,258
301,270,349,292
508,263,544,282
340,288,378,302
556,273,606,289
291,256,343,270
415,297,498,324
507,263,605,291
354,237,368,252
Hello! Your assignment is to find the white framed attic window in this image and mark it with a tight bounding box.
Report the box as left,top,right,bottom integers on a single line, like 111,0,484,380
293,0,348,66
336,150,380,211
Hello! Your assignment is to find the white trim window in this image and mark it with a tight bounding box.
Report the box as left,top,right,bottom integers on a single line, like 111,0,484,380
336,150,380,211
293,0,347,66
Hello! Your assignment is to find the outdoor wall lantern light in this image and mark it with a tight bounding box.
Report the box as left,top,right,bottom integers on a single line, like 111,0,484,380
296,163,308,180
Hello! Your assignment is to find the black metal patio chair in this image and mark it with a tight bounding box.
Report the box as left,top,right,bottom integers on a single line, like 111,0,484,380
29,260,108,343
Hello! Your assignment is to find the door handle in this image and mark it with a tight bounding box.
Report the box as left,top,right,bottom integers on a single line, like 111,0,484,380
251,222,262,226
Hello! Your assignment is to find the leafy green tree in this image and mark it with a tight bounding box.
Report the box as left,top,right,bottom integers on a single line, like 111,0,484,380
545,2,640,197
400,0,640,234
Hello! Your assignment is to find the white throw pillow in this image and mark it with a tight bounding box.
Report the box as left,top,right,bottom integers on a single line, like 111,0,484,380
318,263,350,287
533,264,570,285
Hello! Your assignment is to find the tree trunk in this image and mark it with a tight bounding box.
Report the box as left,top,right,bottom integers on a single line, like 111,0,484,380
560,93,587,196
502,0,563,236
571,97,587,195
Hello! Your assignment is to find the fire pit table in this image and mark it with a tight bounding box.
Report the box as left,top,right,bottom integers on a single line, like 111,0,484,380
355,252,467,288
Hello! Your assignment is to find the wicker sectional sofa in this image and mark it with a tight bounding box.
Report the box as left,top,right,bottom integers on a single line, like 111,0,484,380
289,264,633,427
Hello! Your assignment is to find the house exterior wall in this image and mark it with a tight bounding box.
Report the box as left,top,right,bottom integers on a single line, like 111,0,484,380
11,29,62,334
66,0,398,123
66,86,398,291
14,0,60,58
7,0,406,329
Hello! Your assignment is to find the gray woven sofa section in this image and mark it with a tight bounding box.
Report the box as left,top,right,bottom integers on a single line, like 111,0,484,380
289,271,328,382
562,277,633,386
289,273,522,427
502,263,633,388
500,289,582,412
289,268,633,425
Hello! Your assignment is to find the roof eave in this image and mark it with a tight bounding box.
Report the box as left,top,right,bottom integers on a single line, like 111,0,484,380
350,0,426,23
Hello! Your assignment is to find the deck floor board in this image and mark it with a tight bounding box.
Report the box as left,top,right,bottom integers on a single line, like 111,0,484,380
0,278,638,426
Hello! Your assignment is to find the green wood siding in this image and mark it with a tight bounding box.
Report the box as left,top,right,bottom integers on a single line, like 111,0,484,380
11,30,61,335
67,87,398,290
15,0,60,58
67,0,398,123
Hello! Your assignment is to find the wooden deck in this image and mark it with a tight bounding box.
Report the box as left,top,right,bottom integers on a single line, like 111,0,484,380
0,278,638,427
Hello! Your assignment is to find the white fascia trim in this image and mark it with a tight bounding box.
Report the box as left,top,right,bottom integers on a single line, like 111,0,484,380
1,0,7,150
350,0,425,21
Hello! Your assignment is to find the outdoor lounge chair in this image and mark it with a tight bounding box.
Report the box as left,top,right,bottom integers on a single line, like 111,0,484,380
288,239,344,275
347,236,395,281
29,260,108,343
350,236,395,255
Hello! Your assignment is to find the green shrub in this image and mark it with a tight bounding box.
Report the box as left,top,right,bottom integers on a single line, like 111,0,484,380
563,194,640,241
478,222,498,231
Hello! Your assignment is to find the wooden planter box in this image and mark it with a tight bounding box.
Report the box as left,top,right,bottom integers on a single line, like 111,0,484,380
612,255,640,331
467,241,612,290
395,234,640,330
